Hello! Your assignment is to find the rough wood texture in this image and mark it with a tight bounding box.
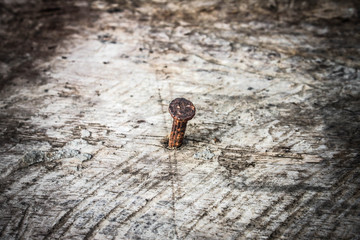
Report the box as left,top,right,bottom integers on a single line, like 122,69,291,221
1,0,359,239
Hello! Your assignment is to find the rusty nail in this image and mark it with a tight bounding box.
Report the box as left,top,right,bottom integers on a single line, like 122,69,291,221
168,98,196,148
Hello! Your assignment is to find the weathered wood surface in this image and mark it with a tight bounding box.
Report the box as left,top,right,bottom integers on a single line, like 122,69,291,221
0,0,360,239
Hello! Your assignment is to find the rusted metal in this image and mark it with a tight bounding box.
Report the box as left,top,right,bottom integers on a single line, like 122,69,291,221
168,98,196,148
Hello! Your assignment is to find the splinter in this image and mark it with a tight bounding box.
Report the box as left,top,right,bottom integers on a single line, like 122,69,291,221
168,98,196,148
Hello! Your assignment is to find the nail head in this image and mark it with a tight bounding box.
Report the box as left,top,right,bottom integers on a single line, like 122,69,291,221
169,98,196,122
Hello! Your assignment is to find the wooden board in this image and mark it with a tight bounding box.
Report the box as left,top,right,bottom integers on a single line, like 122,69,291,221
1,0,359,239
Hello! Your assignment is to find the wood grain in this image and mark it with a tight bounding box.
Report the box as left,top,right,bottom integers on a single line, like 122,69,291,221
0,0,359,239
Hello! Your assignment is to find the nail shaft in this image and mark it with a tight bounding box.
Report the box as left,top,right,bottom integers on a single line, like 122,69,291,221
169,120,188,148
